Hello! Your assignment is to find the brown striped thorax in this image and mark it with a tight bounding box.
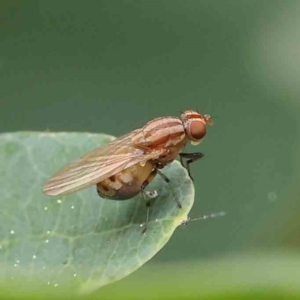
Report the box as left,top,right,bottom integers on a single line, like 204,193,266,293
43,110,212,203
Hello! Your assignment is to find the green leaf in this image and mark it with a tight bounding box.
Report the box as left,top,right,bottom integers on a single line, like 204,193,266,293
0,132,194,295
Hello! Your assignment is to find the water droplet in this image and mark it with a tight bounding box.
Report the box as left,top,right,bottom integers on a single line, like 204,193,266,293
140,223,144,227
16,260,20,263
47,281,50,285
155,219,158,222
57,199,62,204
44,206,48,211
10,230,15,234
73,273,77,277
43,266,46,269
54,283,58,287
71,205,75,209
14,264,18,267
47,230,50,234
45,239,49,243
0,246,2,249
33,255,37,259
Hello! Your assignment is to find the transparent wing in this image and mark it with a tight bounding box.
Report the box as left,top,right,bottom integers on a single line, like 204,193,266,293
42,129,165,196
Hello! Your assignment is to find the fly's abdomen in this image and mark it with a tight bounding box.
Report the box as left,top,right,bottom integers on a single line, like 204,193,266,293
97,161,154,200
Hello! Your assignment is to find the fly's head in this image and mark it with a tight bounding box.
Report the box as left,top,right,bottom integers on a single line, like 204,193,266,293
180,110,213,145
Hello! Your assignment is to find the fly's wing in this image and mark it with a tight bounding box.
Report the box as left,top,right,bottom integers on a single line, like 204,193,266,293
42,129,166,196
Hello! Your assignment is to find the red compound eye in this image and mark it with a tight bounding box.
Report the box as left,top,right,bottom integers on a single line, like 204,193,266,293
189,120,206,141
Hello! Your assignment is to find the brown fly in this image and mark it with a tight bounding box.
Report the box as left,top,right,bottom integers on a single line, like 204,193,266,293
43,110,212,232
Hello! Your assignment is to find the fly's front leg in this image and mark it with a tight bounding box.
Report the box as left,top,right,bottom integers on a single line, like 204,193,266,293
140,169,158,234
179,152,204,181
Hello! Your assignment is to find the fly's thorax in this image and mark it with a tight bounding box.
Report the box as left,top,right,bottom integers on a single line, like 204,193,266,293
141,116,186,148
156,139,187,165
97,160,154,200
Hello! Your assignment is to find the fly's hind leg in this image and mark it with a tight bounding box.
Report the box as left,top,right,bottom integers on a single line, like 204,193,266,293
140,169,158,234
140,165,183,234
179,152,204,181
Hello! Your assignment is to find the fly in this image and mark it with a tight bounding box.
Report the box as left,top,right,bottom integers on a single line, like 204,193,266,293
42,110,213,232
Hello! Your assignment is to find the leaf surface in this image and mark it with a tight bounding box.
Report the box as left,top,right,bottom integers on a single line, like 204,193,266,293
0,132,194,294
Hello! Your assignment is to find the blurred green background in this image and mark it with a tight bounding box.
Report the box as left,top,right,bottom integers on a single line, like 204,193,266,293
1,0,300,298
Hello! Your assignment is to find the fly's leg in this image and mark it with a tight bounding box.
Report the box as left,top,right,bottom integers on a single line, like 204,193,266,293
140,189,151,235
179,152,204,181
140,169,158,234
156,169,182,209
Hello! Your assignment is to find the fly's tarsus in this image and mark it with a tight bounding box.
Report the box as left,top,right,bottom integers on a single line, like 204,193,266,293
141,189,151,235
140,169,158,234
179,152,204,181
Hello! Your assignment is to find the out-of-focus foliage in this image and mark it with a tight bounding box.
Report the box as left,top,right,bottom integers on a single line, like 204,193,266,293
1,252,300,299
